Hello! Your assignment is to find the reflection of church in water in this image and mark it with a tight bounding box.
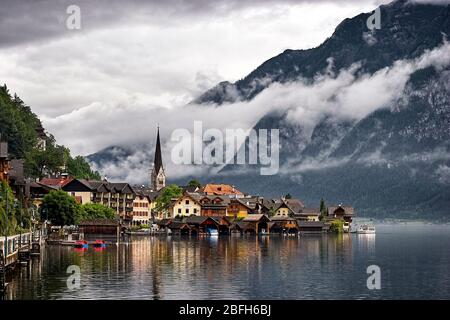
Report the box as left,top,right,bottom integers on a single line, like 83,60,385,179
150,127,166,191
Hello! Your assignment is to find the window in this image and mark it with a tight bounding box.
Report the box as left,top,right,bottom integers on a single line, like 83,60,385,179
185,200,189,205
178,208,182,214
194,208,197,214
186,208,189,214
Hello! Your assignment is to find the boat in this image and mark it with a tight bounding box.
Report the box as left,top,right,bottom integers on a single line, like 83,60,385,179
355,224,376,234
74,240,88,249
92,240,106,248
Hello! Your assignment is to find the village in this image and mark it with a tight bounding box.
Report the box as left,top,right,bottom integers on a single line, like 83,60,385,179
1,128,354,245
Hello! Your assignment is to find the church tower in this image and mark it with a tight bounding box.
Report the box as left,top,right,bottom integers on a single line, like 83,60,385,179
150,127,166,191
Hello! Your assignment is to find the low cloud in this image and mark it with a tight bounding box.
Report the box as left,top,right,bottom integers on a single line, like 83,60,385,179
86,40,450,183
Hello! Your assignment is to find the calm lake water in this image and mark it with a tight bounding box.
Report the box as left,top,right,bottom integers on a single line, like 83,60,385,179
3,222,450,300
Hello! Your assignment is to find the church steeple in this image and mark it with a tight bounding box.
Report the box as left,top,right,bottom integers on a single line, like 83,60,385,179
154,126,163,174
151,126,165,191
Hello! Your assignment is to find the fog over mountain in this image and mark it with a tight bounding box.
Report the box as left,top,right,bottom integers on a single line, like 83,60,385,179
86,0,450,218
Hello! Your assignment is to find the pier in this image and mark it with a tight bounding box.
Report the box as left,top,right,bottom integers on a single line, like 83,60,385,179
1,232,40,294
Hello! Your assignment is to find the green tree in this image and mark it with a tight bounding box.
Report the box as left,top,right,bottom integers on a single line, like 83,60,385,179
40,190,80,226
0,181,16,235
67,155,101,180
0,84,101,180
155,184,183,215
187,179,201,188
319,198,327,221
79,203,116,220
330,219,344,233
284,193,292,199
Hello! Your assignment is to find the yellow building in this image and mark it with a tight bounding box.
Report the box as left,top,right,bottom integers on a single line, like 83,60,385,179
171,192,201,218
227,198,255,219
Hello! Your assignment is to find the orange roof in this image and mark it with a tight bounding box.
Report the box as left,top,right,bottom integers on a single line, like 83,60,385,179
202,183,243,196
39,177,73,188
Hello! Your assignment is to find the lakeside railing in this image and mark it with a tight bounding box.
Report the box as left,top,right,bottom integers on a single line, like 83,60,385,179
0,232,32,261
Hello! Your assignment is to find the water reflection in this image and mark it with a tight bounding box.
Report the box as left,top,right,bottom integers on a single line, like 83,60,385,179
4,224,450,299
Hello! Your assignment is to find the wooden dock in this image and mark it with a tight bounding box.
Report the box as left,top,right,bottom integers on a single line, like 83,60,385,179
1,232,37,293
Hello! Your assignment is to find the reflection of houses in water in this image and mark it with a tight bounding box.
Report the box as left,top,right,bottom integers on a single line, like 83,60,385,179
356,234,376,254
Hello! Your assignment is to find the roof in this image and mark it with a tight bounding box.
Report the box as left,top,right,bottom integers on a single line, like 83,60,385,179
78,219,119,226
40,176,73,188
168,221,189,229
153,127,163,174
243,214,270,222
283,199,304,214
328,205,355,216
202,183,243,196
271,216,297,222
297,221,325,228
185,216,208,225
296,208,320,216
156,218,172,226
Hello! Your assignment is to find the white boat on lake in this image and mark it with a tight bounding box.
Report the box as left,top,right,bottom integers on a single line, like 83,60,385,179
355,224,376,234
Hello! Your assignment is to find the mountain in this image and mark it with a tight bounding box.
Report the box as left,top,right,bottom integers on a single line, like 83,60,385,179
88,0,450,219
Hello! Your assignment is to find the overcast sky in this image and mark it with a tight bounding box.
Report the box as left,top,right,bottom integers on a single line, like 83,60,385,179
0,0,400,157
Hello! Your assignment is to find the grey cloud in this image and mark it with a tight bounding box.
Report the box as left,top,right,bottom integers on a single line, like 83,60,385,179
0,0,387,48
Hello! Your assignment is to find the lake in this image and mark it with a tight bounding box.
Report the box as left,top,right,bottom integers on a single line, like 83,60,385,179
3,222,450,300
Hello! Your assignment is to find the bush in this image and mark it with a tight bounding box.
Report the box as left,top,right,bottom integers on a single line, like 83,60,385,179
330,219,344,233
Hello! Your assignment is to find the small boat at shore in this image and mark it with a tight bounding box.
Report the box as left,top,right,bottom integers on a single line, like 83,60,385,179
92,240,106,248
74,240,88,249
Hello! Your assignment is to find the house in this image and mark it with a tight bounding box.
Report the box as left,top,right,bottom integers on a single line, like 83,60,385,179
156,218,172,233
241,214,271,234
327,205,354,223
202,183,244,197
27,181,58,207
294,208,320,221
273,198,305,217
297,221,329,233
132,194,151,226
227,197,258,219
62,178,135,223
167,221,191,235
131,186,158,226
199,195,229,217
171,192,202,218
78,219,120,239
269,216,299,234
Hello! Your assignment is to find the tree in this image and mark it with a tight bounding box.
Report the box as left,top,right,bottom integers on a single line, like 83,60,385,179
330,219,344,233
284,193,292,199
319,198,327,221
40,190,80,226
155,184,183,215
67,155,101,180
0,85,101,180
0,180,16,235
187,179,201,188
79,203,116,220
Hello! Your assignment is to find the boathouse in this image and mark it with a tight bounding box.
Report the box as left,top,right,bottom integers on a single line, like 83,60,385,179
78,219,120,240
242,214,271,234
